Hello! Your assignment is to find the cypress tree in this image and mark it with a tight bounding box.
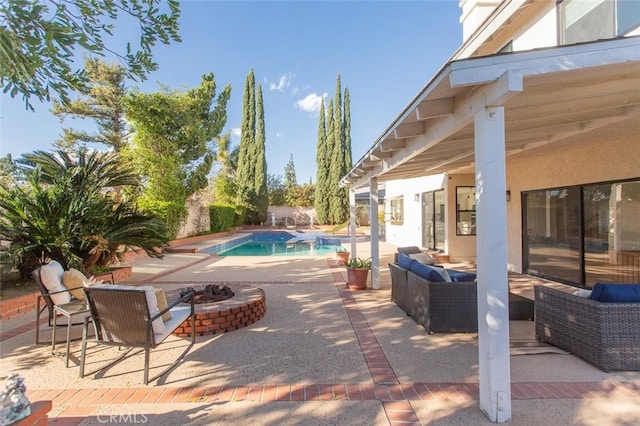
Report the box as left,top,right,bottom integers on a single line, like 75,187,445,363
236,69,257,223
343,88,352,172
315,98,330,224
325,99,336,223
329,74,347,224
284,154,297,188
254,84,268,223
336,86,352,223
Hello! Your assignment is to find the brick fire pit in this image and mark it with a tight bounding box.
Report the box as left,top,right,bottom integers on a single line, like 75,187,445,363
165,284,266,337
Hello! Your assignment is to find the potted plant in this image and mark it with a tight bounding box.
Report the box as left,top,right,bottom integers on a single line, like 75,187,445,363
345,257,372,290
335,246,350,265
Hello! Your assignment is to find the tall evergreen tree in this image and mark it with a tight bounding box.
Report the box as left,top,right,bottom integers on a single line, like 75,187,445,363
343,88,352,172
284,154,297,188
324,99,335,223
254,84,269,224
236,69,257,222
52,58,128,152
329,74,347,224
315,98,330,224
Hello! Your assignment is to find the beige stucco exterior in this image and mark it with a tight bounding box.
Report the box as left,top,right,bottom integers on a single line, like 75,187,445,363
505,118,639,272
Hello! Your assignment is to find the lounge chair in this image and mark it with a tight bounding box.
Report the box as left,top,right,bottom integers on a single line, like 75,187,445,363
80,285,196,385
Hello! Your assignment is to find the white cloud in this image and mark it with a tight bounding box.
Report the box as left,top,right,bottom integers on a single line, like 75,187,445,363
267,72,294,92
231,127,241,138
295,92,327,114
276,132,283,138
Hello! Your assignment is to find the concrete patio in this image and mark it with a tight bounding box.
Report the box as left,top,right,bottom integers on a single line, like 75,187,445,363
1,235,639,425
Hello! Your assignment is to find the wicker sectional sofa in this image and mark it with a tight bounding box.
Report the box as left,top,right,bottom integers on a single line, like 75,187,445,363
535,285,640,371
389,248,535,334
389,262,478,334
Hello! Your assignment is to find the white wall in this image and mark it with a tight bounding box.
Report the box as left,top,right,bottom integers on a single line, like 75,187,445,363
513,4,557,51
385,174,446,248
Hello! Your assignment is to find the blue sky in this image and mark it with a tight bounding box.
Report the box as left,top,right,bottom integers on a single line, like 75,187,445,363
0,0,462,183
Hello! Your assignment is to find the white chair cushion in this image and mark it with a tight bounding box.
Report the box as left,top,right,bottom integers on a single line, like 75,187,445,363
90,284,164,334
40,261,71,305
139,285,165,334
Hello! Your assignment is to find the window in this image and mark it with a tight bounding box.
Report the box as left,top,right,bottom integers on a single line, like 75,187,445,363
558,0,640,45
390,196,404,225
523,178,640,288
456,187,476,236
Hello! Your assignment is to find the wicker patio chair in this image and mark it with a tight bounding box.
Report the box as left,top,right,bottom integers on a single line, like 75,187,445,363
535,285,640,371
80,286,196,385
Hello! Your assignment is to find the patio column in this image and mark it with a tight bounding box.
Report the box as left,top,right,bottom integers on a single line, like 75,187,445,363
474,106,511,423
370,177,380,289
349,188,357,257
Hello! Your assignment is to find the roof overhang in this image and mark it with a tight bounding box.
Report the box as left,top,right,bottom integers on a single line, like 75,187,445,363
341,36,640,188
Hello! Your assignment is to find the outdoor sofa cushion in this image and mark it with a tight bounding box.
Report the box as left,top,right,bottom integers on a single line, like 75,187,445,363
589,283,640,303
447,270,477,282
408,252,436,265
397,253,416,270
410,261,446,282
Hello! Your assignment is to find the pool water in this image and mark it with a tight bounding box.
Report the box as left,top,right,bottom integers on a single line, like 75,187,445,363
201,231,344,256
220,241,336,256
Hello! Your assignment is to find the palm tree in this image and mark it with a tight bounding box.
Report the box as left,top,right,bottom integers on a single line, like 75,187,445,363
0,149,168,278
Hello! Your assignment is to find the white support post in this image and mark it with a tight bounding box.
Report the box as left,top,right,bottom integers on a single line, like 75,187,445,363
370,177,380,289
349,188,357,257
474,106,511,423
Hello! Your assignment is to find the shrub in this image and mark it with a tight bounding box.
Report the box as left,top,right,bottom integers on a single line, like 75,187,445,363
209,205,235,233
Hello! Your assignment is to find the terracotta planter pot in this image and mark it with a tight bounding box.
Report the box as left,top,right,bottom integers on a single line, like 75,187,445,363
346,268,369,290
335,251,350,265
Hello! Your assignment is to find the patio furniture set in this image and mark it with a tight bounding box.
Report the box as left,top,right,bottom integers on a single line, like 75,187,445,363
32,260,196,384
388,246,640,372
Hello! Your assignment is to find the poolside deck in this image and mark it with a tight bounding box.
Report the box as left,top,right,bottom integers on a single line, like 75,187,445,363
1,235,639,425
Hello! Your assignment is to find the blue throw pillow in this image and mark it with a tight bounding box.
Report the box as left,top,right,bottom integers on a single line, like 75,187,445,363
589,283,640,303
410,261,446,282
397,253,415,270
447,270,476,282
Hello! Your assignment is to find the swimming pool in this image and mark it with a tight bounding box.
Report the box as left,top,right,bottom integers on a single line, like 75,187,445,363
201,231,345,256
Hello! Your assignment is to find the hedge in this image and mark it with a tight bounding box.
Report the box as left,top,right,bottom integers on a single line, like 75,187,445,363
209,205,236,233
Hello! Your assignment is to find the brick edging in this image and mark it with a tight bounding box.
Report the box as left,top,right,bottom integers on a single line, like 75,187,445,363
0,292,39,320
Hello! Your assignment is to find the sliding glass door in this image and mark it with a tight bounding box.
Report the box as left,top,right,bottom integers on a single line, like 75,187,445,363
523,178,640,288
422,190,445,251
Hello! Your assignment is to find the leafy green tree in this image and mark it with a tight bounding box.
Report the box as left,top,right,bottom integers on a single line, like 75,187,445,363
315,98,329,224
124,73,231,237
0,154,17,188
285,183,315,207
1,0,181,110
52,58,128,152
267,173,286,206
284,154,297,188
212,133,238,205
0,150,168,278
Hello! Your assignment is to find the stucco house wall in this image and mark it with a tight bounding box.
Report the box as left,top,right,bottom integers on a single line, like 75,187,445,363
505,121,639,273
385,175,446,248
